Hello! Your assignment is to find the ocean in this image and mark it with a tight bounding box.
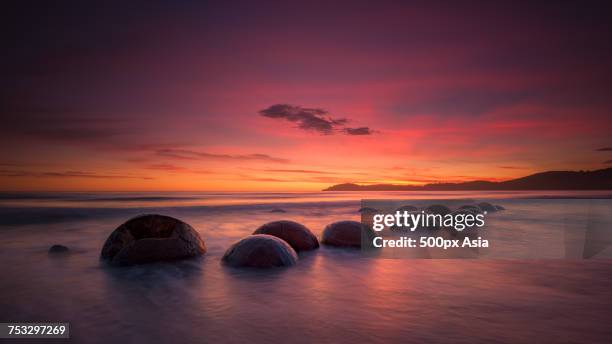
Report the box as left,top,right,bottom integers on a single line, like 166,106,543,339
1,191,611,343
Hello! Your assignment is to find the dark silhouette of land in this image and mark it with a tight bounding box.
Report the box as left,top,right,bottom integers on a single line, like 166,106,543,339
323,167,612,191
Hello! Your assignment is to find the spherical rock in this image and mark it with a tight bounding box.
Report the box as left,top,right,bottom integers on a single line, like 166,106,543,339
459,205,482,213
222,234,298,268
454,208,479,217
477,202,497,212
358,207,378,214
48,244,69,255
100,214,206,266
425,204,452,216
322,220,372,248
396,205,418,213
253,220,319,251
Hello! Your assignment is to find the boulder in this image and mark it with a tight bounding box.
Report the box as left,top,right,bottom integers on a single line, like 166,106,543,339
100,214,206,266
322,220,372,248
269,208,286,213
495,204,505,211
253,220,319,251
48,244,69,255
425,204,452,216
459,205,482,213
454,208,479,217
222,234,298,268
477,202,497,212
358,207,378,213
396,205,418,213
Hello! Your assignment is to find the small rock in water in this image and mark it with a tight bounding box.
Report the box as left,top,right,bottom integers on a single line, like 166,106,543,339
322,220,373,248
253,220,319,251
477,202,497,212
458,205,482,213
48,244,69,255
100,214,206,266
495,204,505,210
222,234,298,268
396,205,418,213
358,207,378,213
269,208,287,213
425,204,452,216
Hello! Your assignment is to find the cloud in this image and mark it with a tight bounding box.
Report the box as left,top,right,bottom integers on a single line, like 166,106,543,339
605,160,612,164
259,104,373,135
343,127,374,135
143,164,212,175
0,170,152,179
155,149,289,163
145,164,188,171
498,165,527,170
596,147,612,151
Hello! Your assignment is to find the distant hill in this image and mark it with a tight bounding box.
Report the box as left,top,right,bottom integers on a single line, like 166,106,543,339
323,167,612,191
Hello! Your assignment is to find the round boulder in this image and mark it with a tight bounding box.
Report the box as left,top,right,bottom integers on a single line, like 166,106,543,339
322,220,372,248
477,202,497,212
425,204,452,216
269,208,286,213
100,214,206,266
253,220,319,252
222,234,298,268
396,205,418,213
459,204,482,213
48,244,69,255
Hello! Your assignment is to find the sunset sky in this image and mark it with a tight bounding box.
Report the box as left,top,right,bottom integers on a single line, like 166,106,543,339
2,1,612,191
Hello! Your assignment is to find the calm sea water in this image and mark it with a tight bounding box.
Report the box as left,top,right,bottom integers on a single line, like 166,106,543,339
1,191,612,343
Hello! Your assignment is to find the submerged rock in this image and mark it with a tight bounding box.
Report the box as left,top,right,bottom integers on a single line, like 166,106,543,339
358,207,378,213
425,204,452,216
477,202,497,212
222,234,298,268
48,244,69,255
458,204,482,213
253,220,319,251
269,208,286,213
100,214,206,266
396,205,418,213
322,220,372,248
453,208,479,217
495,204,505,211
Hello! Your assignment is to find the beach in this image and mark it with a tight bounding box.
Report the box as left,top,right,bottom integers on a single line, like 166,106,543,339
1,191,612,343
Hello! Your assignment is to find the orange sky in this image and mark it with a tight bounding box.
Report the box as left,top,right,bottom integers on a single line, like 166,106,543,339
1,2,611,191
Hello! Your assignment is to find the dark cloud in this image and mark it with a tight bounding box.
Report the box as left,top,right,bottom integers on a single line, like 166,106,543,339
605,160,612,164
343,127,373,135
259,104,373,135
0,170,152,179
156,149,289,163
498,166,527,169
596,147,612,151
